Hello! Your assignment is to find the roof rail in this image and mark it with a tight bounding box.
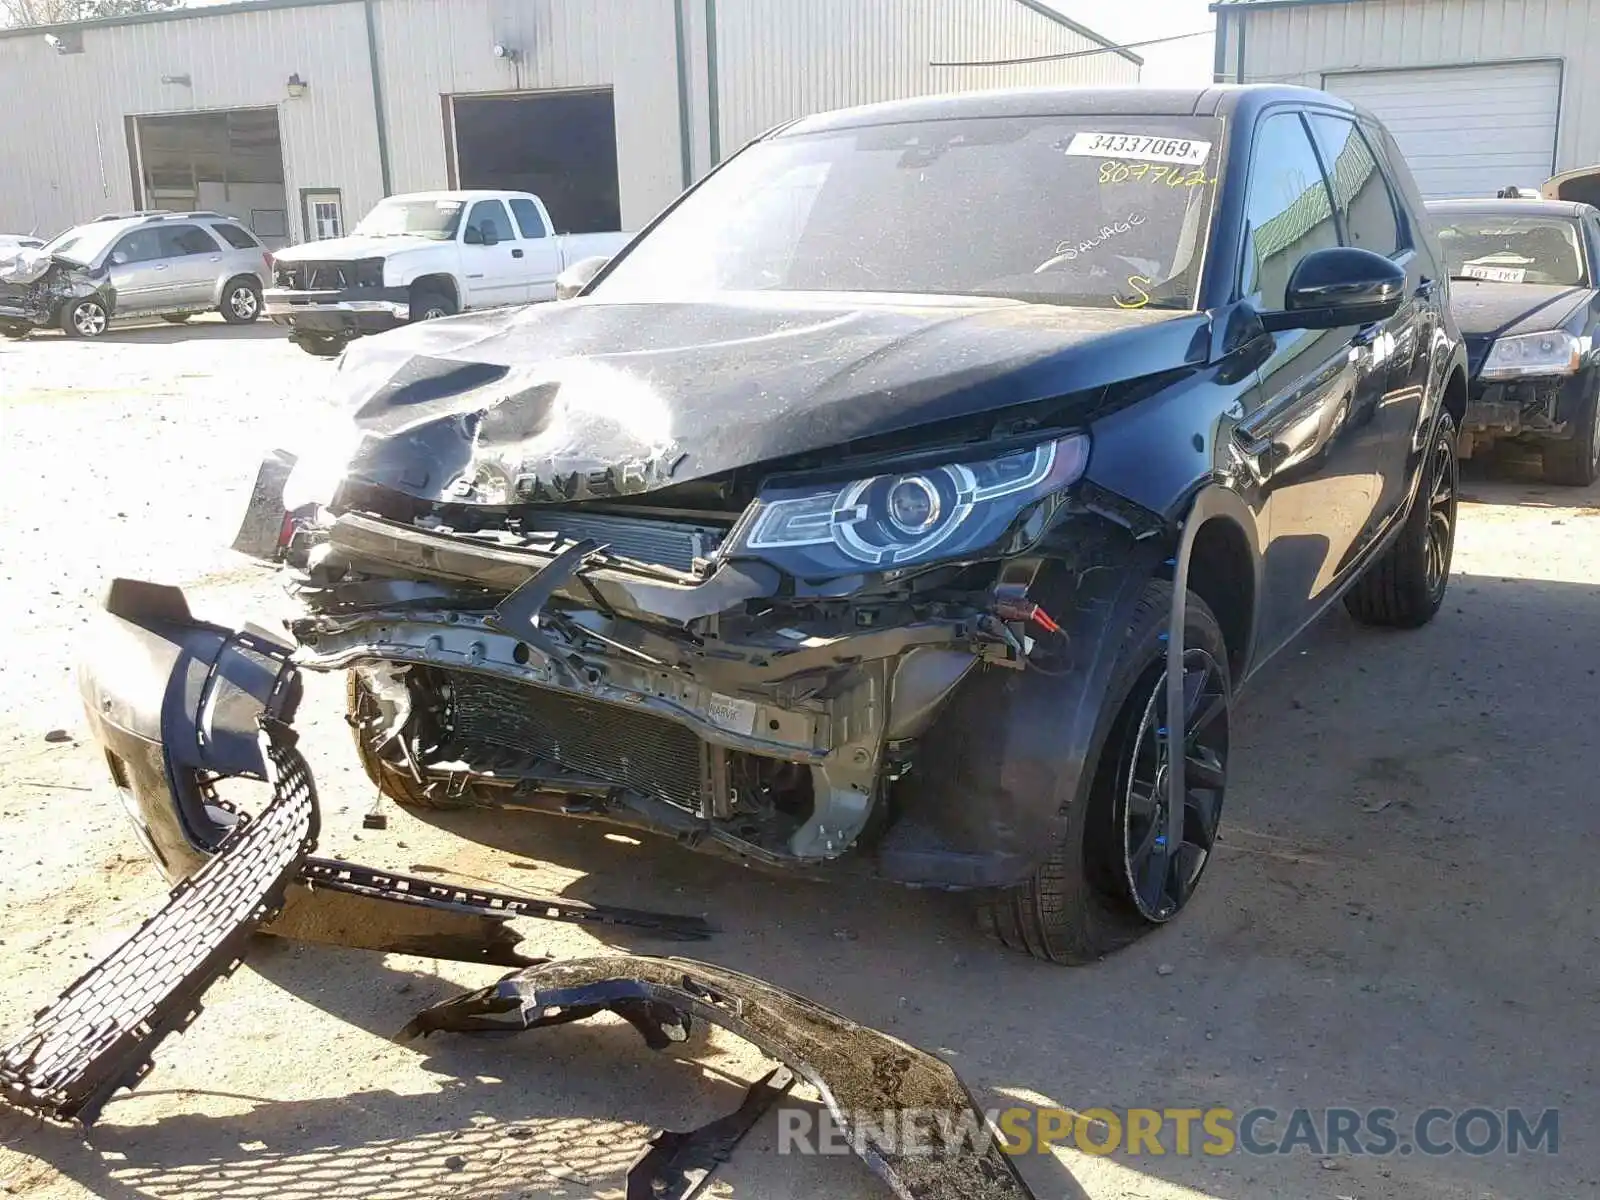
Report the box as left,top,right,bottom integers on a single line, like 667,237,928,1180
93,209,173,222
179,211,234,220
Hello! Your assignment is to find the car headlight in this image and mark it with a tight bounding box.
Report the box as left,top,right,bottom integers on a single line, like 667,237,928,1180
1480,331,1588,379
726,434,1090,576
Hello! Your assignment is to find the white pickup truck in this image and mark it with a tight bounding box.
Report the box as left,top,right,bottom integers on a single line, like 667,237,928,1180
264,190,632,356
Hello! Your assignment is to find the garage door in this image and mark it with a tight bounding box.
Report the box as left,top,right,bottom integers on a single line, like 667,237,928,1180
1325,61,1560,199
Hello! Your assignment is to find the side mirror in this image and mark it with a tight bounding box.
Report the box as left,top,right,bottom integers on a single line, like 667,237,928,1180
110,251,127,265
1260,246,1406,332
555,255,610,300
463,226,484,246
481,226,500,247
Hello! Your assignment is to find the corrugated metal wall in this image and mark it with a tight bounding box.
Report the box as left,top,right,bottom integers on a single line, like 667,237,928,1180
370,0,684,230
0,0,1138,244
698,0,1139,162
1218,0,1599,175
0,2,384,241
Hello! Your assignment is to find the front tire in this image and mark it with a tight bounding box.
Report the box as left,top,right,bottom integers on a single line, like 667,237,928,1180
220,277,263,324
60,297,109,338
293,333,348,358
1541,386,1600,486
1344,412,1458,628
410,288,456,323
978,581,1232,964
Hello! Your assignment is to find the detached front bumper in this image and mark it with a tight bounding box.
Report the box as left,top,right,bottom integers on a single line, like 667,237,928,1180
264,286,409,337
78,581,304,882
1464,366,1595,443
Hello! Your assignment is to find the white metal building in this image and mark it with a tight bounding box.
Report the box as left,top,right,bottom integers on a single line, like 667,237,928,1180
0,0,1139,246
1213,0,1600,200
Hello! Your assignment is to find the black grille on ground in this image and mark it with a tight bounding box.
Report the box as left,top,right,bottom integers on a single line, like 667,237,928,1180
517,511,726,572
445,671,706,811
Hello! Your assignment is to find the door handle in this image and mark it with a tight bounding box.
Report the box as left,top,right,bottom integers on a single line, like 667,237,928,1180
153,264,168,272
209,255,222,263
511,248,524,258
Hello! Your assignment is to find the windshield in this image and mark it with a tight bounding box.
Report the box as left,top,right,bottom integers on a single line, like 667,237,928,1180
41,223,123,265
593,115,1222,309
351,198,465,240
1434,214,1588,286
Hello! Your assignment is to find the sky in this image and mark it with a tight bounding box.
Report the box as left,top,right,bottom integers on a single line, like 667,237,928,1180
1046,0,1218,86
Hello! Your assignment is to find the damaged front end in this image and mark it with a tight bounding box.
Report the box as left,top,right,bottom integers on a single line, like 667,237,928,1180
215,299,1203,889
0,250,112,334
248,412,1162,889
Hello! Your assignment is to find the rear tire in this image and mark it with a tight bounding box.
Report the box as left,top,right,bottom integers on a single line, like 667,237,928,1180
1344,412,1458,628
977,581,1232,964
220,277,263,324
1541,386,1600,486
346,671,467,810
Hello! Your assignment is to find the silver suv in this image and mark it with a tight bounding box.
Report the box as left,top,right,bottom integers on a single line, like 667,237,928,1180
12,211,271,338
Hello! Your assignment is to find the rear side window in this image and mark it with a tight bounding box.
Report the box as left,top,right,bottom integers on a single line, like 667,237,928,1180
1308,115,1404,257
211,223,260,250
508,198,548,239
1240,112,1341,310
465,200,515,244
160,224,219,256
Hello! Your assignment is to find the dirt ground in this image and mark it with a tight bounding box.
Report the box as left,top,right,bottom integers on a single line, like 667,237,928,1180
1,317,1596,1200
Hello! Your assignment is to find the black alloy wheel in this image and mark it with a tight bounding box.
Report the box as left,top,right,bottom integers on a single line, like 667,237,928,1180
1115,647,1230,922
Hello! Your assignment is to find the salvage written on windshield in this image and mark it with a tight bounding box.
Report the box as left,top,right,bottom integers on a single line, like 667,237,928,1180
1066,132,1212,165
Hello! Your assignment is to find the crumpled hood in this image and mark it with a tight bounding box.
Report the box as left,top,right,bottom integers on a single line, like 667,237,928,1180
1450,281,1593,338
0,248,60,285
273,234,446,262
328,293,1205,505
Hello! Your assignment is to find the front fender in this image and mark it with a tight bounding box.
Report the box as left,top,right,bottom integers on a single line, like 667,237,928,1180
384,251,455,290
78,579,302,882
878,519,1171,888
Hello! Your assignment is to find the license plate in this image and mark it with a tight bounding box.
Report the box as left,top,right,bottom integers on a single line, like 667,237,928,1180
1462,263,1527,283
707,693,758,736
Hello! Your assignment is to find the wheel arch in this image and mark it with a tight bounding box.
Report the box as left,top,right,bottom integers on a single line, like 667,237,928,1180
1442,364,1467,432
213,272,260,308
1168,485,1262,687
409,274,459,310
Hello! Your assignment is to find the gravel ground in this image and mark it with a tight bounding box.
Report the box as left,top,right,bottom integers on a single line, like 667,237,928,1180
1,317,1597,1200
